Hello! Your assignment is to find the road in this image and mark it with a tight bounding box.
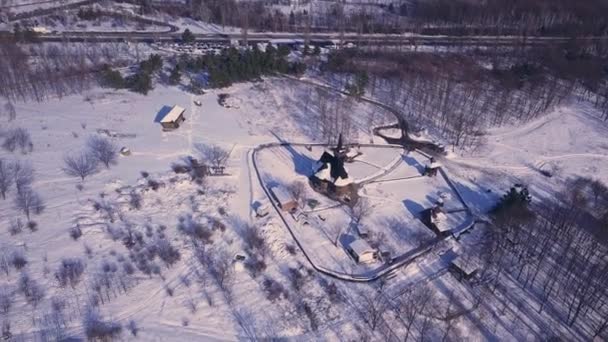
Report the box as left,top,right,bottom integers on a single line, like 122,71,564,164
7,31,606,46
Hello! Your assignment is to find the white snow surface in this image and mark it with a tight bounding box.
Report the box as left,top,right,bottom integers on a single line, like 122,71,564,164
0,72,606,341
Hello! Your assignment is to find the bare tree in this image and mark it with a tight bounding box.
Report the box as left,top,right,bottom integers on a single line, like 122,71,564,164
63,151,98,181
195,143,230,173
351,198,373,226
0,158,12,199
55,258,86,289
12,160,34,194
14,187,44,220
18,272,45,307
87,135,118,168
0,286,12,314
4,102,16,121
288,180,307,209
357,290,390,332
206,250,234,301
2,128,32,154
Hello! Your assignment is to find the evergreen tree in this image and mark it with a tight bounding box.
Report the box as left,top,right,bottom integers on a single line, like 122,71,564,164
182,29,195,44
126,72,152,95
169,65,182,85
100,67,125,89
492,185,534,223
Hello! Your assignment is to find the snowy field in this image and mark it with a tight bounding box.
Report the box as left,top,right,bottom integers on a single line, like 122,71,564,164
0,67,607,340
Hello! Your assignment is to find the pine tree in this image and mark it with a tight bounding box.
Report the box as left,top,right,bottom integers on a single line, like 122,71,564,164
182,29,195,43
169,65,182,85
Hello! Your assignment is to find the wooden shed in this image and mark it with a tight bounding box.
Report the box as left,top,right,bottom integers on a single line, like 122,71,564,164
157,105,186,130
270,186,297,213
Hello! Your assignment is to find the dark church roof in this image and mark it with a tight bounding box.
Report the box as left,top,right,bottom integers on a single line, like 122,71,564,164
316,151,349,181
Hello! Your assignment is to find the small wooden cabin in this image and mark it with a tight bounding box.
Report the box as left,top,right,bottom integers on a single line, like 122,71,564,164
157,105,186,130
270,186,297,213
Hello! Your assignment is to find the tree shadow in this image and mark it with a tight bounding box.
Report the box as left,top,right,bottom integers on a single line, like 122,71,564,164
403,154,426,174
403,199,425,218
270,131,316,176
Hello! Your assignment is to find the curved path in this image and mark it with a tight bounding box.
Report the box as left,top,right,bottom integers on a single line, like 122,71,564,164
251,142,475,282
284,76,446,154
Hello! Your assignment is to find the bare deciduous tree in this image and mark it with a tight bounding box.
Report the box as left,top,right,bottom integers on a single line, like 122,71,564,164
357,290,390,332
55,258,86,289
14,187,44,220
12,160,34,194
63,151,98,181
351,198,373,226
195,143,230,172
18,272,45,307
4,102,16,121
2,128,32,154
288,180,307,209
87,135,118,168
0,286,12,314
0,159,12,199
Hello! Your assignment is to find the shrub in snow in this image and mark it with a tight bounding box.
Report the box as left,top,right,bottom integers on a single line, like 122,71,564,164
288,267,307,292
63,151,99,181
262,277,289,302
147,179,161,191
127,320,138,337
18,273,45,307
83,308,122,341
244,258,266,278
243,225,267,259
177,215,213,244
55,258,86,288
2,321,11,340
2,128,32,154
87,135,118,169
128,192,142,210
0,287,12,313
155,239,180,267
10,251,27,270
4,102,16,121
69,226,83,240
122,262,135,275
300,302,319,332
26,220,37,232
8,218,23,235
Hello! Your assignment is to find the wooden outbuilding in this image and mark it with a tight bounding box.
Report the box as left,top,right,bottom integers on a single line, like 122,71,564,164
157,105,186,130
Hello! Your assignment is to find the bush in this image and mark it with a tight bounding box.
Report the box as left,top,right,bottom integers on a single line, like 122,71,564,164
18,273,45,307
2,128,32,154
182,29,195,43
245,258,266,278
83,308,122,341
10,251,27,270
99,67,125,89
155,239,180,267
55,258,86,288
0,287,12,313
262,277,289,302
8,219,23,236
69,226,83,240
126,71,153,95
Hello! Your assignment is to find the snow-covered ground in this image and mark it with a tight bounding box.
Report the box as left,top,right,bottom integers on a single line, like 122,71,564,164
1,69,607,340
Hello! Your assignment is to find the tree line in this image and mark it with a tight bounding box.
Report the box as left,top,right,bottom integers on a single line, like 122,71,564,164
482,179,608,339
322,42,608,150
